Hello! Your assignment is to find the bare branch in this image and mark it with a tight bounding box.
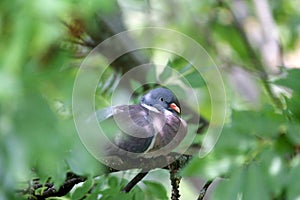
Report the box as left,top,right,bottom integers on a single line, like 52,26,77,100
22,154,192,199
121,172,148,193
197,180,213,200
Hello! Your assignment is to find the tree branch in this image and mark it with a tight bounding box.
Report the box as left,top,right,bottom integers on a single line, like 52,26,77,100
121,172,148,193
22,154,192,199
169,167,181,200
27,173,86,200
197,180,213,200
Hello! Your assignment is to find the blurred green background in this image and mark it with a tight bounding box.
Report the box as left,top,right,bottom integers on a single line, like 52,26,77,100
1,0,300,199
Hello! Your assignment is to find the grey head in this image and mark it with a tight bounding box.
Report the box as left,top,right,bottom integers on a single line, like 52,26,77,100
140,88,181,115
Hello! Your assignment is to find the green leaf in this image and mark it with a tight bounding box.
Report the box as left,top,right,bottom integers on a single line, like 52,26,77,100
159,66,173,82
214,164,271,200
132,185,145,200
146,65,157,83
274,69,300,121
213,23,251,65
260,149,287,197
66,147,100,176
182,156,231,179
100,188,132,200
85,191,99,200
243,164,270,200
130,79,142,91
274,68,300,91
287,157,300,200
108,176,119,188
286,94,300,121
71,177,94,200
286,122,300,144
183,71,206,88
212,167,245,200
273,134,294,156
143,180,168,200
230,107,285,138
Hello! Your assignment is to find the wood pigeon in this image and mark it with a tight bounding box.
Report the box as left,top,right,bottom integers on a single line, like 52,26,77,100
96,88,187,159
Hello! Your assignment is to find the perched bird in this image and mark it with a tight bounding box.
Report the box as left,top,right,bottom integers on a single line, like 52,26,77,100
96,88,187,159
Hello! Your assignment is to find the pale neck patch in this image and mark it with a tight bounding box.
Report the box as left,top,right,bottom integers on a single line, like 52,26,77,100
141,103,160,113
141,103,174,116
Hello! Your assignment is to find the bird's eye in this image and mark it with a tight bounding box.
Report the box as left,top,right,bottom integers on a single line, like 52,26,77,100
159,97,164,102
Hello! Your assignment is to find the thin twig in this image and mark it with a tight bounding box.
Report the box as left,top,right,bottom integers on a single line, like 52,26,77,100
197,180,213,200
122,172,148,193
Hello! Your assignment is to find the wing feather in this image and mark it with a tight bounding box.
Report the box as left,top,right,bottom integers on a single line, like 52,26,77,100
96,104,187,157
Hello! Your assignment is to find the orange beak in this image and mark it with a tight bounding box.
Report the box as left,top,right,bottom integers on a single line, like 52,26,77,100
169,103,180,114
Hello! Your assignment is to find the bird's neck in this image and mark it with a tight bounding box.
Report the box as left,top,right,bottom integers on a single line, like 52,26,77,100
140,103,175,116
140,103,161,113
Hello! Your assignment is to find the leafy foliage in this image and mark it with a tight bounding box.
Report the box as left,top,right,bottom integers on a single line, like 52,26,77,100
1,0,300,200
183,70,300,199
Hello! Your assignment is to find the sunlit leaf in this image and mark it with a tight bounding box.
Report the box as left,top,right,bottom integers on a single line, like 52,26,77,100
287,157,300,200
143,180,168,200
212,167,245,200
71,177,94,200
183,71,206,88
159,66,173,82
243,164,270,200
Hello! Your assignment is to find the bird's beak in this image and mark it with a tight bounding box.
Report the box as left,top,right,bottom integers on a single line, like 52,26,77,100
169,103,180,114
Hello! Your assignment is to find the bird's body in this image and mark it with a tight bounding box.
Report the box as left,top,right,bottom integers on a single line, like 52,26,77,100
96,88,187,159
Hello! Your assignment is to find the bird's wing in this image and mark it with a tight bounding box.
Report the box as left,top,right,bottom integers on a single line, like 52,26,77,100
95,105,187,157
94,106,115,122
145,111,188,156
97,105,156,155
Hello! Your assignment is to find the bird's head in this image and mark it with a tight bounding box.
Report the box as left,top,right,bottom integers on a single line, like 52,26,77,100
141,88,181,115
